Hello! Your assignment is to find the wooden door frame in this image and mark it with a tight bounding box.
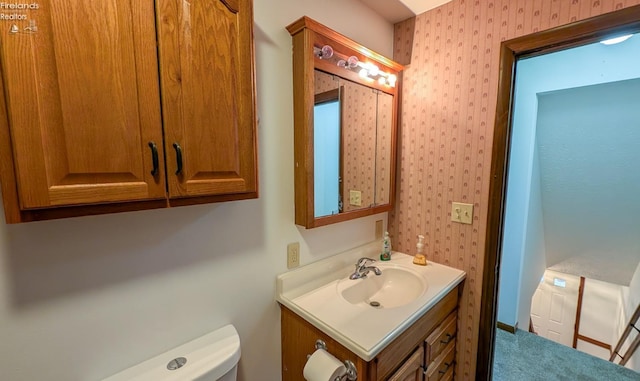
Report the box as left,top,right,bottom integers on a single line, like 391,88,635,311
477,5,640,379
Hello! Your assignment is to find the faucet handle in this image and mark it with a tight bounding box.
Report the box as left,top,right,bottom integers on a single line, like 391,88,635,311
356,257,376,267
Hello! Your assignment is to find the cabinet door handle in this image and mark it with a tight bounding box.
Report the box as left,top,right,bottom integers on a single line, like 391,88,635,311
148,141,159,176
173,142,183,175
440,333,454,344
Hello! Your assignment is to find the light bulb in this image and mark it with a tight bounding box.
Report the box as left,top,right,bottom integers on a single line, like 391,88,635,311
368,64,379,76
359,68,368,78
378,77,386,85
388,74,397,87
320,45,334,59
347,56,359,69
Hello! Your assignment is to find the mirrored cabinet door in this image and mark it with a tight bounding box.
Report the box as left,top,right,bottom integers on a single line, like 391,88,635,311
288,16,403,228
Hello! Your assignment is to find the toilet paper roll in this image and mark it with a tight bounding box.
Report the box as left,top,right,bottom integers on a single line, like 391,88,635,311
303,348,347,381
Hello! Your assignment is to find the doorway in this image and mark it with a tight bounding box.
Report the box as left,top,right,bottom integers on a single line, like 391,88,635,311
477,5,640,379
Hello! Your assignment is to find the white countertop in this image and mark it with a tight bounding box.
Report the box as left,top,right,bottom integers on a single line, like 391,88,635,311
276,241,466,361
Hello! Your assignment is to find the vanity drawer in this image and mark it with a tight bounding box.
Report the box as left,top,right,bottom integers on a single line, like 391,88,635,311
425,340,455,381
425,311,457,364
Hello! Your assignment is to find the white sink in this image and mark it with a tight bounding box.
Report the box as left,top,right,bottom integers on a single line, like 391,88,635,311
338,266,427,308
275,241,466,361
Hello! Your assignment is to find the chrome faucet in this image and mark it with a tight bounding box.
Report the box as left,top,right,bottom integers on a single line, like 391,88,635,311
349,257,382,280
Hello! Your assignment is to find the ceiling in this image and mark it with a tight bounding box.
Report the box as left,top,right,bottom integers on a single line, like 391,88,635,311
359,0,452,23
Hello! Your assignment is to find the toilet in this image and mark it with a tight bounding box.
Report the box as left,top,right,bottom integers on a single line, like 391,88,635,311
103,324,241,381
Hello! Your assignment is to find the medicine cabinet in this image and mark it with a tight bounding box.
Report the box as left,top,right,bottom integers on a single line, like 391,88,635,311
286,16,403,228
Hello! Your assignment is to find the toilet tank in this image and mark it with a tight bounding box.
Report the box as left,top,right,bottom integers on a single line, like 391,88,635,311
103,325,241,381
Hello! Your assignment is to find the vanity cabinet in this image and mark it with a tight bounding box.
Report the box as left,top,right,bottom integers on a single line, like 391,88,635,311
0,0,258,223
280,285,460,381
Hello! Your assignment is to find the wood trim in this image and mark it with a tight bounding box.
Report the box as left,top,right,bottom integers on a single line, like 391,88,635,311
573,277,586,349
0,191,258,223
478,5,640,380
496,322,517,334
286,16,404,72
610,304,640,361
476,41,515,381
621,332,640,366
504,8,640,59
314,88,340,104
576,335,611,351
529,318,537,335
308,204,393,229
290,29,315,227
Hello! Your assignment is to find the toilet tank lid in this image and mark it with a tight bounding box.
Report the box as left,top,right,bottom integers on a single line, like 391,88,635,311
103,324,241,381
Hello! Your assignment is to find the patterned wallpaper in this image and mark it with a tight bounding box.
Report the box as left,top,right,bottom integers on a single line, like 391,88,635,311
341,79,377,212
376,92,393,206
391,0,640,378
315,69,339,93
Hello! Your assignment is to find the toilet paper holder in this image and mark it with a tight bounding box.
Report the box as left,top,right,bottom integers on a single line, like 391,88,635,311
309,339,358,381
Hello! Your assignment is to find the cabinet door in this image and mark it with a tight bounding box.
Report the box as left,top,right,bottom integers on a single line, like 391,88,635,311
157,0,258,198
0,0,166,209
388,346,424,381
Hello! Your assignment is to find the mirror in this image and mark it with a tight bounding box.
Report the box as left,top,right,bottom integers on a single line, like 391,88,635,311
313,71,394,218
287,16,403,228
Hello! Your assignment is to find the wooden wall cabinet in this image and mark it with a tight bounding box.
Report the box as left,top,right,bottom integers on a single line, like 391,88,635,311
0,0,258,223
280,285,460,381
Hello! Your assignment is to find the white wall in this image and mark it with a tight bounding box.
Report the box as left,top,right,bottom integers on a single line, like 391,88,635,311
536,79,640,282
577,278,624,360
516,145,547,327
0,1,394,380
497,34,640,328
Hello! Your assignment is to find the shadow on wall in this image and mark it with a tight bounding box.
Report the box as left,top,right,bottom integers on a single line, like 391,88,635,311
1,196,265,308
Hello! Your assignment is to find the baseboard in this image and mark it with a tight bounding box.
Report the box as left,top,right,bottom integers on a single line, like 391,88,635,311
497,321,518,334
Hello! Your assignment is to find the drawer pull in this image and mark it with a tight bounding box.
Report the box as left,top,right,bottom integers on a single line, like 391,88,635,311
439,361,453,374
440,333,454,344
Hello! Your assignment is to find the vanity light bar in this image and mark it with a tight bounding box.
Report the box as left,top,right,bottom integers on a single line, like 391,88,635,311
313,44,396,87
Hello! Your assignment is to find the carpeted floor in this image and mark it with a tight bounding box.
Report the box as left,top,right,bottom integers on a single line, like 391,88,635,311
493,329,640,381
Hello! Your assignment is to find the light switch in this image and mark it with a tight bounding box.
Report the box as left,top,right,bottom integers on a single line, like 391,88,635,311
451,202,473,224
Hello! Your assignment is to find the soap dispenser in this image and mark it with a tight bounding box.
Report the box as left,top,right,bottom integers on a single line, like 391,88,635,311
413,234,427,266
380,231,391,261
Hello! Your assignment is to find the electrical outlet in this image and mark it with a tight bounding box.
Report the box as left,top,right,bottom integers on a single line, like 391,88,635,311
375,220,383,239
451,202,473,224
287,242,300,269
349,190,362,206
